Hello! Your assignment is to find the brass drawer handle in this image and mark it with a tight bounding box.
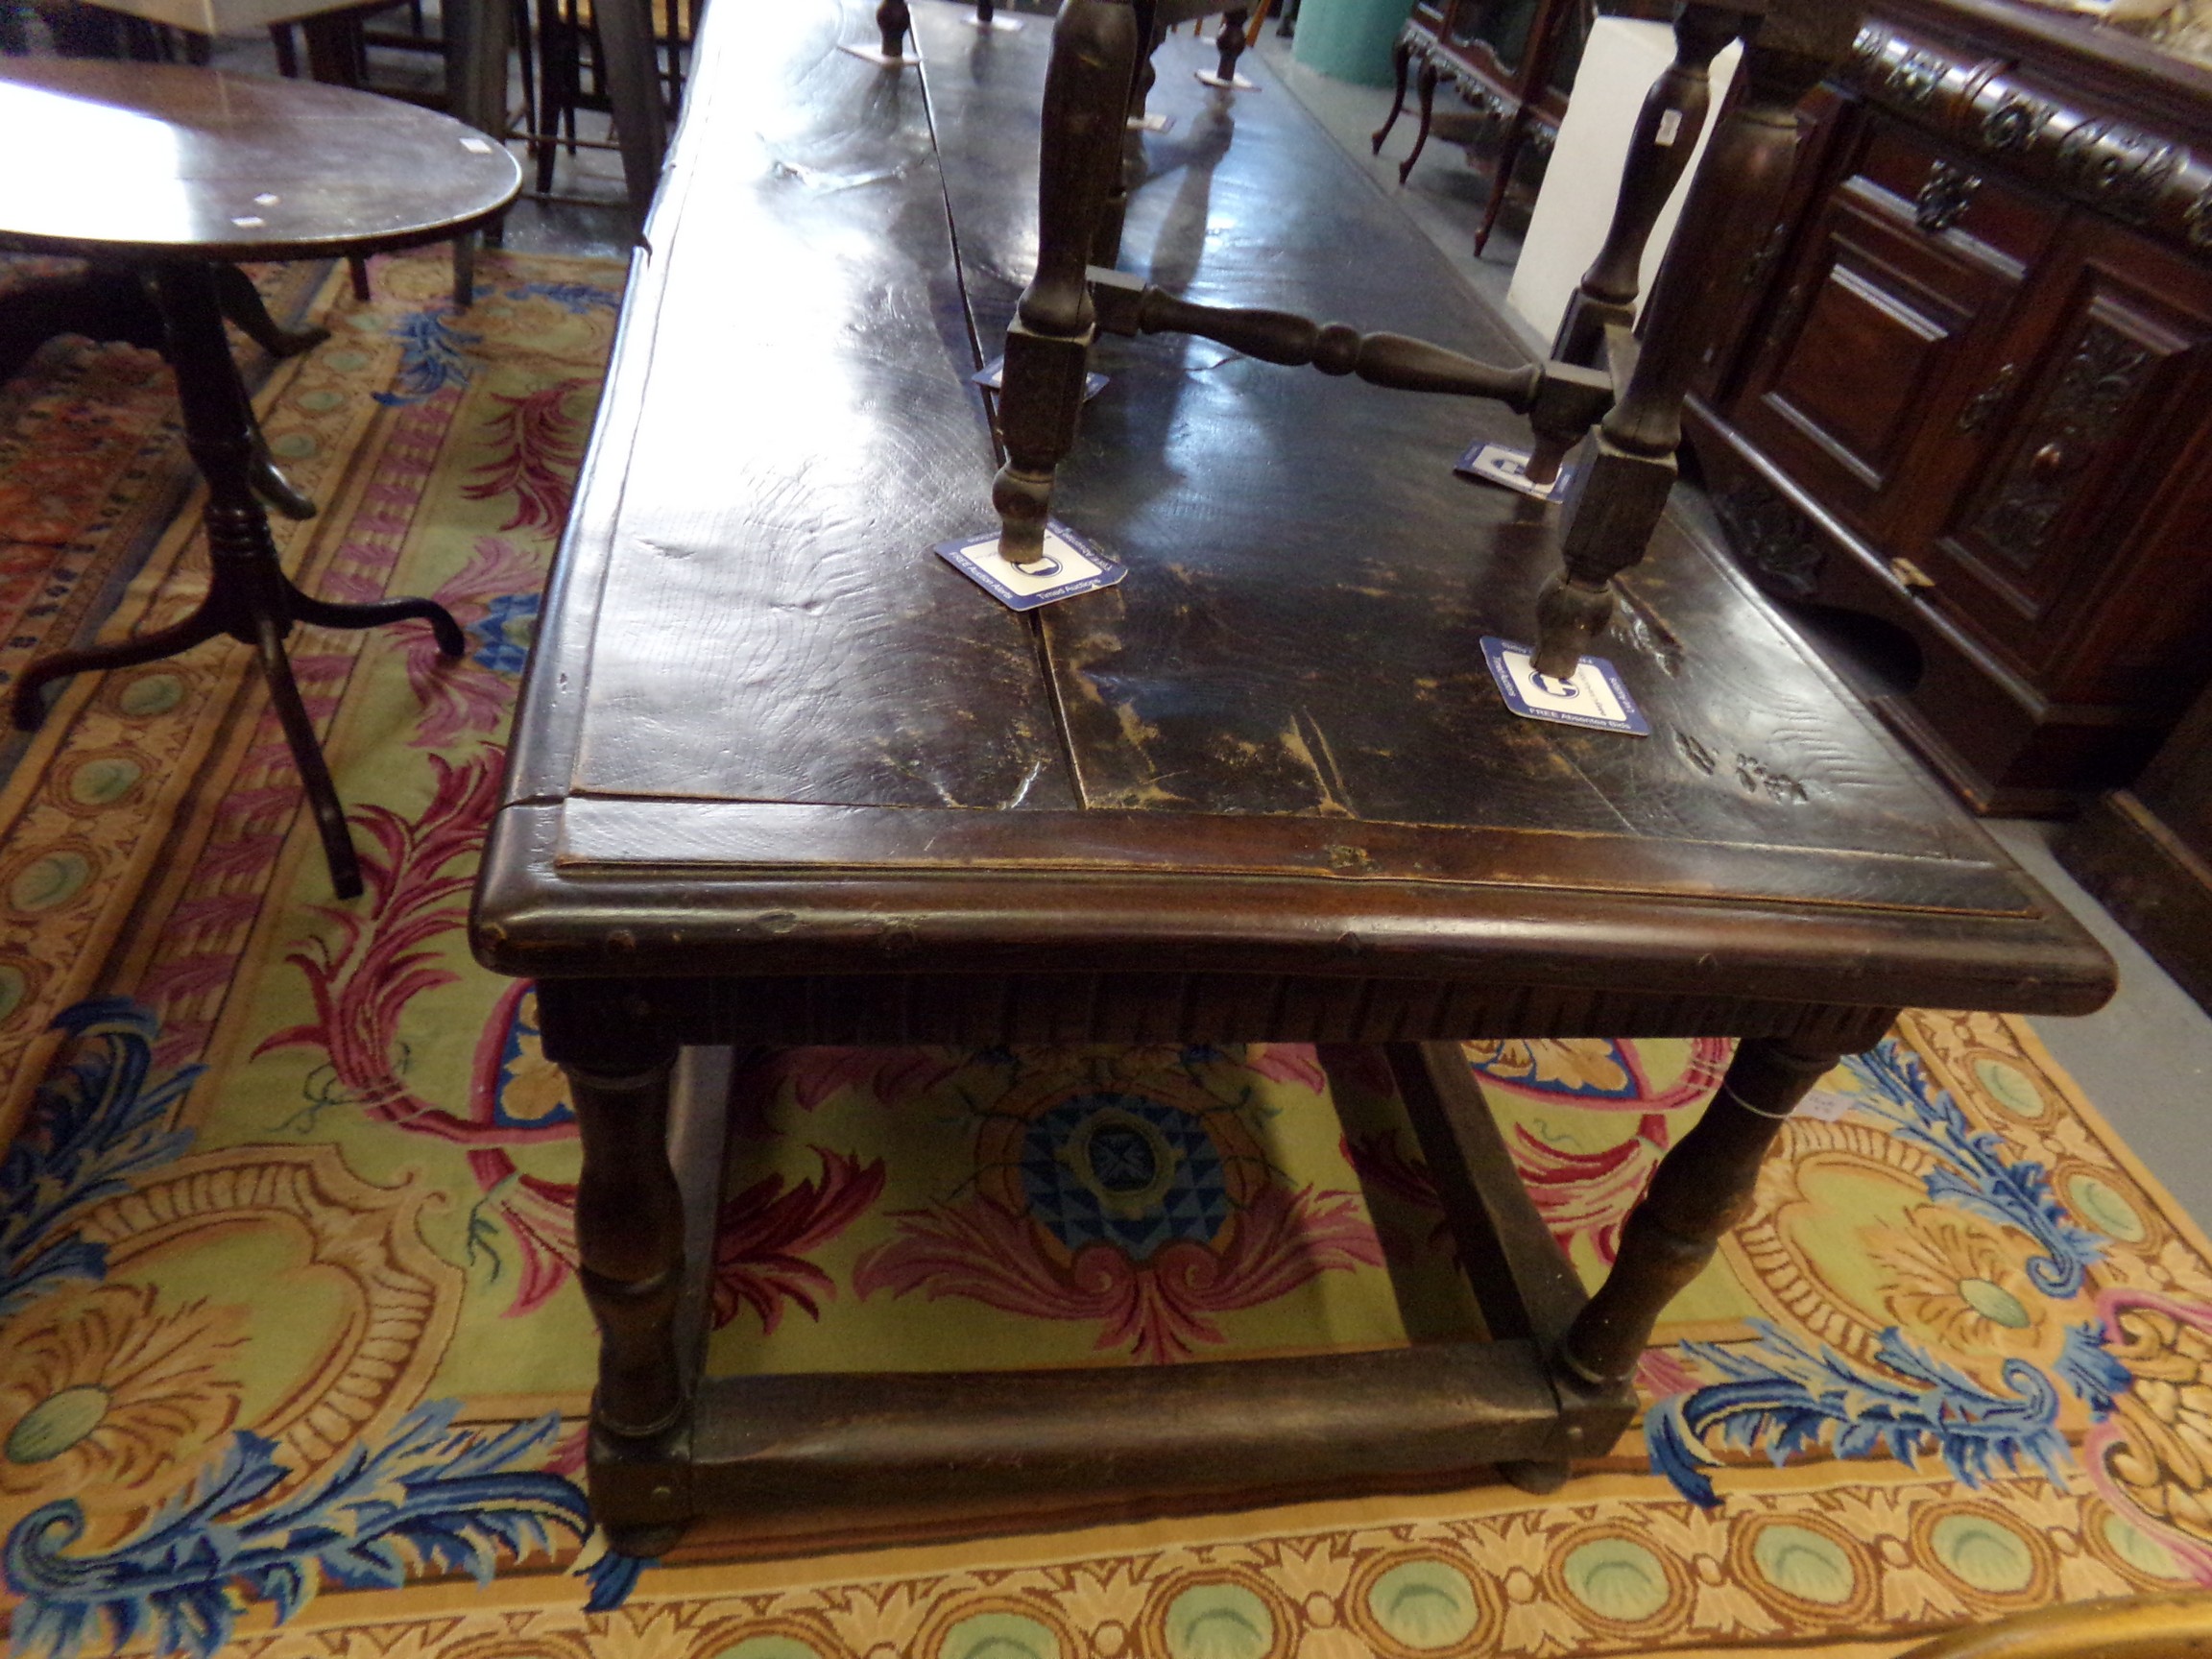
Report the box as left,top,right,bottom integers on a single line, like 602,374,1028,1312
1958,362,2017,434
2030,441,2070,476
1889,556,1937,591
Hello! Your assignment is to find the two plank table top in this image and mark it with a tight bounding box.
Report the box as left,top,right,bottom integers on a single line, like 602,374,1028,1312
470,0,2114,1557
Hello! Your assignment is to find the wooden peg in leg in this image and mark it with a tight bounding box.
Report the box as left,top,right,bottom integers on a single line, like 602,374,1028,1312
994,0,1140,565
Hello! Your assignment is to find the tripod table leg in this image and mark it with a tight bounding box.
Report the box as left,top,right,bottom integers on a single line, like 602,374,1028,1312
250,606,364,901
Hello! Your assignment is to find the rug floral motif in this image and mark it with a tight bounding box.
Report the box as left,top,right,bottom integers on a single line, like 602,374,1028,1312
0,245,2207,1659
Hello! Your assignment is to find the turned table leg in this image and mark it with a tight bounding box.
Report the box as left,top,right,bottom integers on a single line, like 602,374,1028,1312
537,980,693,1554
1558,1036,1839,1389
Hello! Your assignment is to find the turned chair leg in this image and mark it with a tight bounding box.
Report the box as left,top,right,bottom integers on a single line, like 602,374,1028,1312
1548,2,1736,367
993,0,1139,564
1212,6,1248,82
1531,13,1826,680
877,0,910,58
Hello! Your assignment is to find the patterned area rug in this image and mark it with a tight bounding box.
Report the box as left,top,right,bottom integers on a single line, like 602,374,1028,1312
2,245,2207,1659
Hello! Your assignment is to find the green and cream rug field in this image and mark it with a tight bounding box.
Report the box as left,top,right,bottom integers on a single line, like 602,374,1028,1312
2,245,2207,1659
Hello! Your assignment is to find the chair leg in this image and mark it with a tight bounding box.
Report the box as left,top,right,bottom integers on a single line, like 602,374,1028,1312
876,0,910,59
452,232,478,309
1373,34,1412,153
1213,6,1248,83
347,256,372,302
1474,110,1530,256
514,0,538,143
1398,59,1438,184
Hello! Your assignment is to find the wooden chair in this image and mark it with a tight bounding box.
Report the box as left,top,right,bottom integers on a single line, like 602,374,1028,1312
531,0,691,195
993,0,1854,682
1371,0,1665,256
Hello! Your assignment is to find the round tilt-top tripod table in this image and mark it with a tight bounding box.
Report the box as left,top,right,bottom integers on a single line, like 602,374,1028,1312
0,58,521,899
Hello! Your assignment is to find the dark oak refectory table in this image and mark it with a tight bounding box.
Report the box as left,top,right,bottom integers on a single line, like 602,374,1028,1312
471,0,2114,1557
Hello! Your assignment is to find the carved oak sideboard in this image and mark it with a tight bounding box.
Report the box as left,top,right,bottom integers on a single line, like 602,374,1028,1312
1682,0,2212,815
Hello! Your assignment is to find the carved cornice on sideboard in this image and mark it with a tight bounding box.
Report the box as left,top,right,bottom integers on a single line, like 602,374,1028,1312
1847,19,2212,256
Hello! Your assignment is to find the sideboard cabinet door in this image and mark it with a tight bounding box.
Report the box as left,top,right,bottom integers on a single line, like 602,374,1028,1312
1732,118,2053,545
1916,220,2212,706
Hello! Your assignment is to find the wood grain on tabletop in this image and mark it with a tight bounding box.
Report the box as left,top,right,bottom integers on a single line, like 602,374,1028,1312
482,0,2111,1017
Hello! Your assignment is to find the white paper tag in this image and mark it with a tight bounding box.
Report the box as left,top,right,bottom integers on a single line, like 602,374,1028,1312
1481,637,1649,735
972,355,1109,401
1656,108,1683,146
459,136,495,154
1455,441,1564,502
1194,70,1258,90
838,40,920,64
1128,112,1172,132
961,12,1023,28
936,522,1127,612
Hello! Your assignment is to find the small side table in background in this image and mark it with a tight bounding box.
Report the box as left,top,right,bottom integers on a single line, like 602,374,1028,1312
0,57,520,898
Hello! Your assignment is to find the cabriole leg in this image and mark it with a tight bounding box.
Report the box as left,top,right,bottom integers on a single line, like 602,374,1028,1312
1399,59,1438,184
1372,33,1411,153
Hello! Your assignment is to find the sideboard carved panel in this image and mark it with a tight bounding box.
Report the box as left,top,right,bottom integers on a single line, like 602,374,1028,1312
1685,0,2212,814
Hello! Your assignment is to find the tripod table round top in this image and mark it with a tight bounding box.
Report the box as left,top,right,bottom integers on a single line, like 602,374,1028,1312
0,56,520,262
